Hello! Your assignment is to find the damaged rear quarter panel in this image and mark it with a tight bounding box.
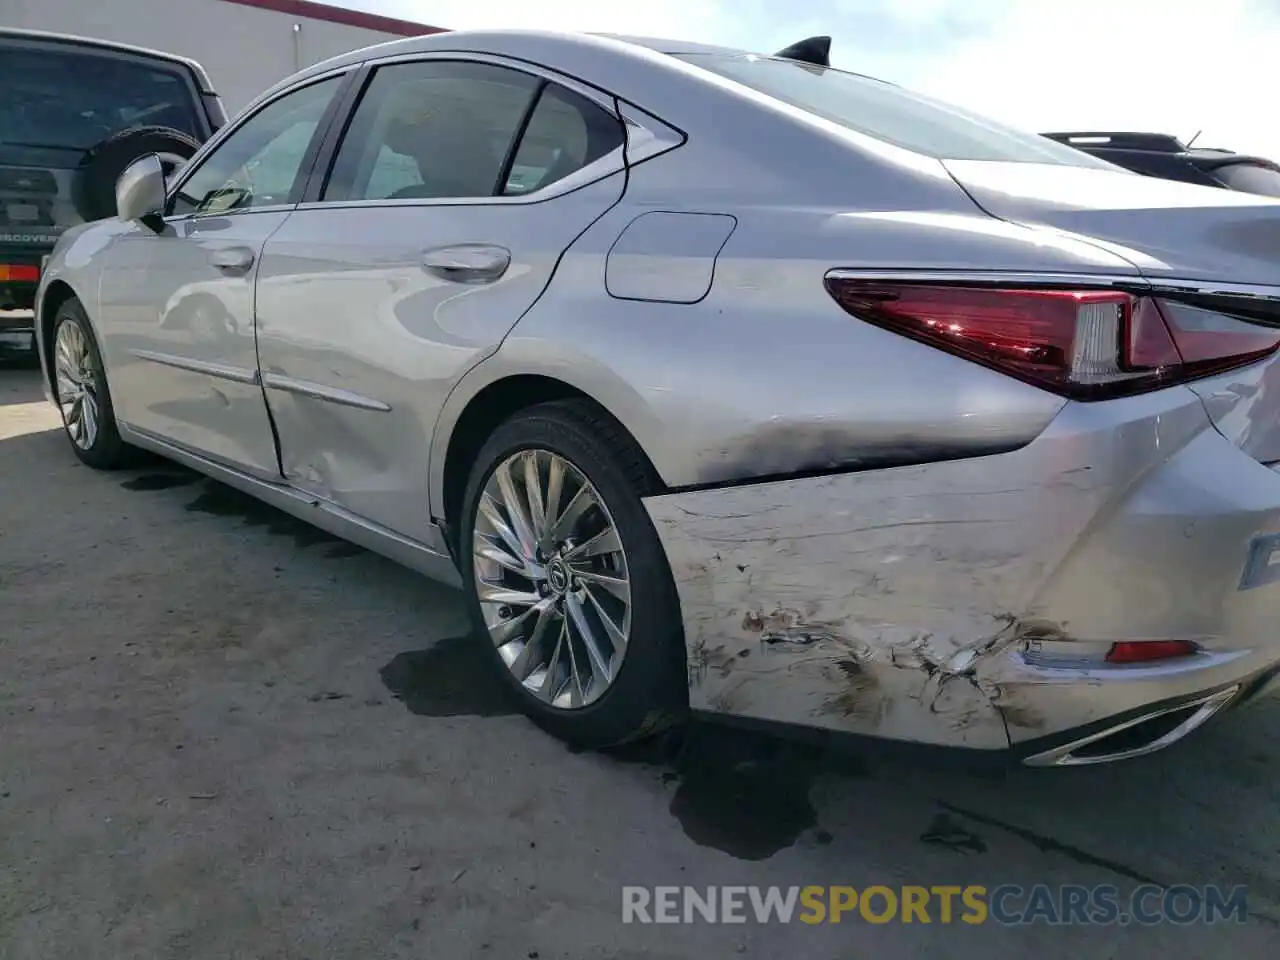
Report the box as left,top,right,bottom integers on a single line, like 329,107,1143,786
643,387,1212,749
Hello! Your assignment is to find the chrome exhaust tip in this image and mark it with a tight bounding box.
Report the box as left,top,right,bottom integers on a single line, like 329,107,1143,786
1023,685,1240,767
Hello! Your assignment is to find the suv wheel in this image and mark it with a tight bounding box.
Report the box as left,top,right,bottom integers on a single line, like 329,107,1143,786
72,126,202,222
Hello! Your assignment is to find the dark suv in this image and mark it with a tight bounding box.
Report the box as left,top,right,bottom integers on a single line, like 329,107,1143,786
1042,131,1280,197
1,29,226,352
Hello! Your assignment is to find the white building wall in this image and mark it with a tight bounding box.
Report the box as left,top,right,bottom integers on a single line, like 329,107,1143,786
1,0,437,116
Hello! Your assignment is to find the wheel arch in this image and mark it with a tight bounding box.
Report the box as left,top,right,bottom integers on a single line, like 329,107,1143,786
432,360,668,550
37,279,86,398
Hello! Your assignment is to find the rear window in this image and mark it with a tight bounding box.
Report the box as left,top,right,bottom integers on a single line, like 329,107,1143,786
677,54,1115,167
1214,162,1280,198
0,43,201,158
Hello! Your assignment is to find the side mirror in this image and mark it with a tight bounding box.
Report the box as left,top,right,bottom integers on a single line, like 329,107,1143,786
116,154,167,224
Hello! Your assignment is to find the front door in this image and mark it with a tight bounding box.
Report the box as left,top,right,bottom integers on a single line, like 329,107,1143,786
254,58,628,542
96,73,347,478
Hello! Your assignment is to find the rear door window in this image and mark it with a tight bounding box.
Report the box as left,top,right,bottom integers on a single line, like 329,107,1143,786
322,60,540,202
320,59,625,203
500,84,625,196
0,43,201,163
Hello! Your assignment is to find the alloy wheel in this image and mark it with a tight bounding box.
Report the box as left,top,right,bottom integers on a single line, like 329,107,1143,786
54,320,100,450
471,449,632,709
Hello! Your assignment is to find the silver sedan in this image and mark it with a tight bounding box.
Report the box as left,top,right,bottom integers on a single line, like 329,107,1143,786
33,29,1280,766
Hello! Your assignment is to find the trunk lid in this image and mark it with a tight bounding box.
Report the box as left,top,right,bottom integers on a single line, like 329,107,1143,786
942,159,1280,285
943,158,1280,462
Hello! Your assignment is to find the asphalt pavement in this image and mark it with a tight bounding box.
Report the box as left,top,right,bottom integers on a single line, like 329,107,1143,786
2,363,1277,958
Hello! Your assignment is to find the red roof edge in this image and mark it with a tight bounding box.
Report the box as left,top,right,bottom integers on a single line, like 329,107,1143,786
218,0,446,37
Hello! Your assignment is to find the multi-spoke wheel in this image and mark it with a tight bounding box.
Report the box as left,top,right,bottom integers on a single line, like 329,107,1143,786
54,318,100,451
50,298,130,469
460,399,688,748
473,449,632,708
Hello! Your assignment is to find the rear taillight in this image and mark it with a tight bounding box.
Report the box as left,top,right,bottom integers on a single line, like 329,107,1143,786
824,279,1280,400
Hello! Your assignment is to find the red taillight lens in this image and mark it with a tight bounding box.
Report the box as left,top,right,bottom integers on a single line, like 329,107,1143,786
1152,299,1280,378
825,279,1280,400
0,265,40,283
1105,640,1198,663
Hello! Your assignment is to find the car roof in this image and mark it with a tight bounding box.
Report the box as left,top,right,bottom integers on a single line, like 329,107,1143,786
592,34,754,56
285,28,762,88
257,27,860,117
0,27,217,94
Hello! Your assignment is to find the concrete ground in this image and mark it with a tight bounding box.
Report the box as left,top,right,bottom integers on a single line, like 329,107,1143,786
2,362,1278,959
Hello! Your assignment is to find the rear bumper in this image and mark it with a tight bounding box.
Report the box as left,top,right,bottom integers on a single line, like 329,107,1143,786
644,381,1280,762
0,309,34,351
1,246,50,311
1013,665,1279,766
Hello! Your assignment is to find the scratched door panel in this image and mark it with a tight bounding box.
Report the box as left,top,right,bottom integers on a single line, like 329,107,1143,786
253,176,624,544
253,57,629,543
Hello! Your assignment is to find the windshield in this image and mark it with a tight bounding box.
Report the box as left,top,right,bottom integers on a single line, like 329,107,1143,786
0,43,200,161
677,53,1116,167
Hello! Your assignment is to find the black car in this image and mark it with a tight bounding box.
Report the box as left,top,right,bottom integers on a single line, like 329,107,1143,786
1042,131,1280,197
1,28,227,352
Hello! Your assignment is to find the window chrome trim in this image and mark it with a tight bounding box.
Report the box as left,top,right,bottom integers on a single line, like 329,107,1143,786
617,100,686,166
294,146,626,212
163,204,297,225
360,49,618,115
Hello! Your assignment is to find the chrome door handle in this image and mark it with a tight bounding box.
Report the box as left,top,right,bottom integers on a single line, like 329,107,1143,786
210,247,255,273
421,244,511,284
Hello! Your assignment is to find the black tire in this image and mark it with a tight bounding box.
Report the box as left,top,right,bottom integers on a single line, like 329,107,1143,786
51,298,133,469
72,126,202,222
459,399,688,749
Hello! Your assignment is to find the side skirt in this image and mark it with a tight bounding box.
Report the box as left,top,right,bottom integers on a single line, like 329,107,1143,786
120,422,463,589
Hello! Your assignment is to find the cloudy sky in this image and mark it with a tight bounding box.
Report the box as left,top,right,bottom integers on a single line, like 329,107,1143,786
327,0,1280,160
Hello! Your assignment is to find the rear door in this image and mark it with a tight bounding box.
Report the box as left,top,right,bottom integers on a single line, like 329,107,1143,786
0,35,209,309
253,56,628,542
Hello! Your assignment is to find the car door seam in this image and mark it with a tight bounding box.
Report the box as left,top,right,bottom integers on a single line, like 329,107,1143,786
251,211,305,479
